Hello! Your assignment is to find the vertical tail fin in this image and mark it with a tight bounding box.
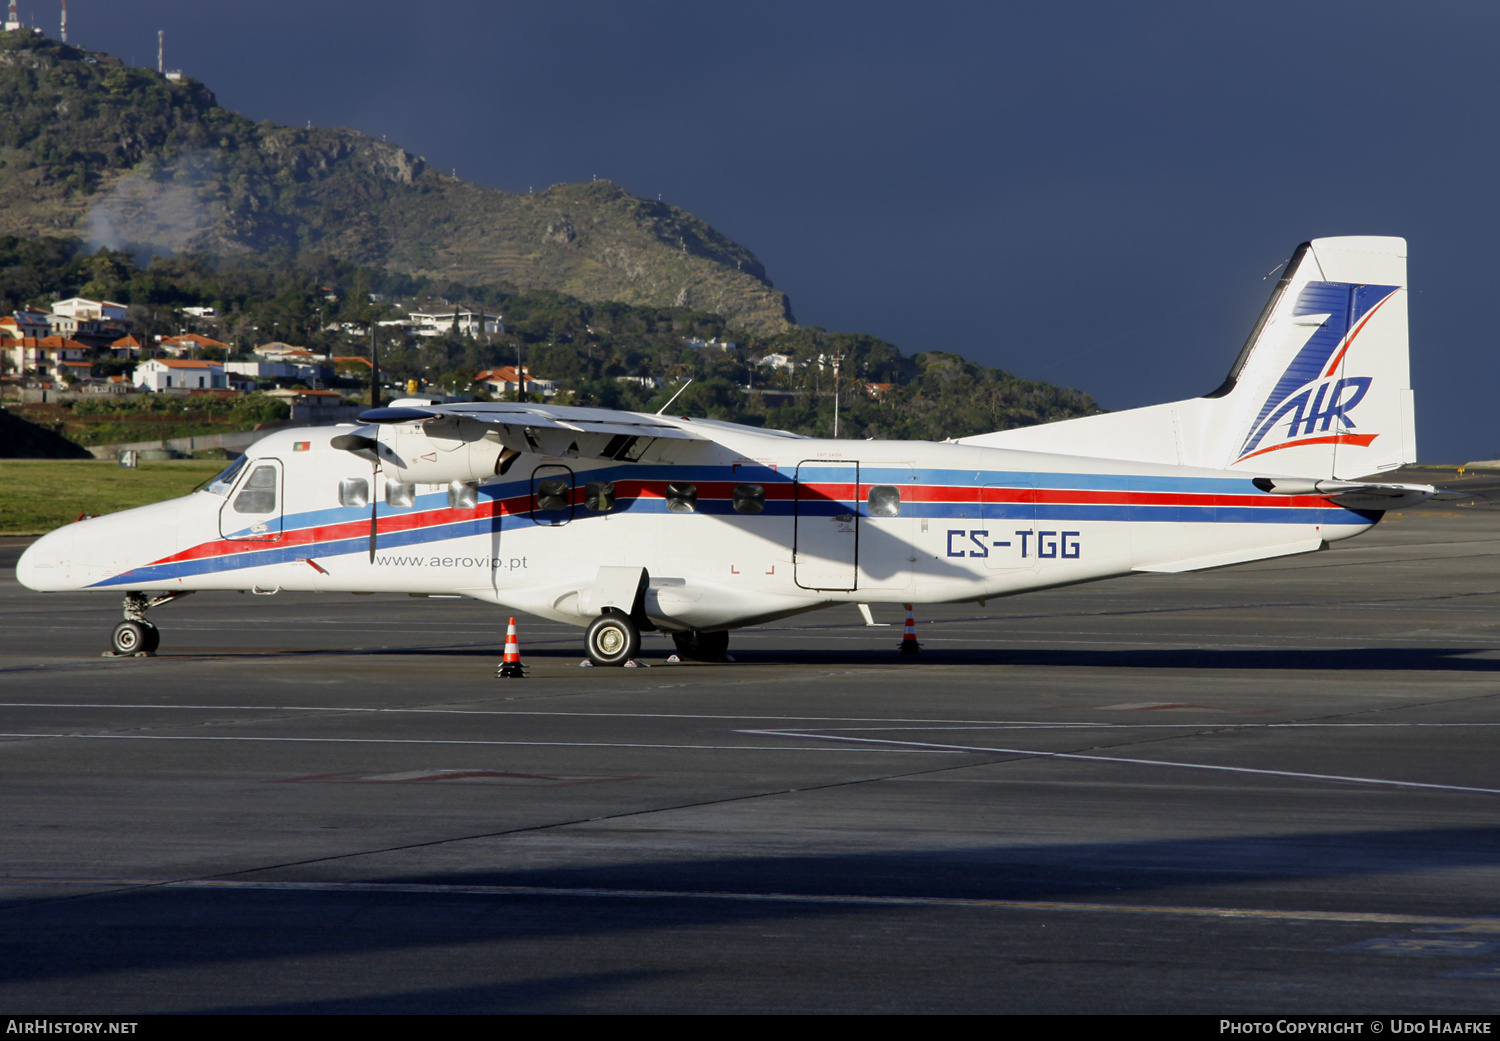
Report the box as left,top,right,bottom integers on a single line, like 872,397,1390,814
1217,236,1412,478
956,236,1414,479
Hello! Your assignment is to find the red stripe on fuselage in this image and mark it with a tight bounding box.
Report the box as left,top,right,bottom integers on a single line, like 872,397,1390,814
144,479,1341,573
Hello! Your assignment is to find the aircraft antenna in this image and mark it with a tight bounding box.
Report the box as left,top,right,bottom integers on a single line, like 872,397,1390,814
655,378,693,415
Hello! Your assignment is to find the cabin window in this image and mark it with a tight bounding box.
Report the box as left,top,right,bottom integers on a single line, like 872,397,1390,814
531,465,574,525
203,456,247,497
665,482,697,514
535,479,570,511
585,480,616,512
732,483,765,514
385,481,416,508
339,478,369,508
448,481,479,510
867,485,901,517
233,465,278,514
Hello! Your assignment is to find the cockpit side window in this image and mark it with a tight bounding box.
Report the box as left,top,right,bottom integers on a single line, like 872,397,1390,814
233,465,278,514
203,455,248,497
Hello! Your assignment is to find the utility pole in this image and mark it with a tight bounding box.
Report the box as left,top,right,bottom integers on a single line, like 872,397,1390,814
368,321,380,408
831,352,843,439
515,338,526,403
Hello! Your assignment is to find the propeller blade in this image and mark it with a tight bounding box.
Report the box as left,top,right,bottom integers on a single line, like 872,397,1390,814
331,433,380,464
369,462,381,563
332,434,383,563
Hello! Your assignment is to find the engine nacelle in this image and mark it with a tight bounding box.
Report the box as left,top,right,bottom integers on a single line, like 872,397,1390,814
375,418,505,485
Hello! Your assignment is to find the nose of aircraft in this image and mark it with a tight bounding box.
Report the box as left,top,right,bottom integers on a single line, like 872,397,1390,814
16,525,76,592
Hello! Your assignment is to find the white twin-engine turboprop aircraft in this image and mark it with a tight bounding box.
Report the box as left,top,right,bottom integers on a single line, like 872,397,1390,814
18,236,1438,665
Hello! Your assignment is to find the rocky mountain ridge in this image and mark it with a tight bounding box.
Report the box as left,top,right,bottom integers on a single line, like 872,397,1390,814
0,29,793,332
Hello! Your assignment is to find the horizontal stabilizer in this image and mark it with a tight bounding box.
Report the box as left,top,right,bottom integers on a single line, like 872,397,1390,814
1251,477,1436,511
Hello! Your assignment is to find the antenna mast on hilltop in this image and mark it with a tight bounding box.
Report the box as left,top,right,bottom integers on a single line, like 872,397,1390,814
59,0,65,41
157,29,163,74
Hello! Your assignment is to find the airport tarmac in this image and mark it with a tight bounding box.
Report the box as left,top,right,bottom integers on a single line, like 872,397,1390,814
1,467,1499,1013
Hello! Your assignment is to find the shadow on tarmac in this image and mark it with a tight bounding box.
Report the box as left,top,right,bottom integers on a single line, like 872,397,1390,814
3,825,1500,1009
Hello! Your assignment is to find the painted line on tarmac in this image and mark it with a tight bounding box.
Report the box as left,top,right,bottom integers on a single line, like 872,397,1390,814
787,722,1500,731
742,731,1500,796
1,874,1496,928
4,703,1500,729
0,735,960,759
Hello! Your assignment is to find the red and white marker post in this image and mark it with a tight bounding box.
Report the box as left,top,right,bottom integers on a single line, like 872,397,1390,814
497,617,527,678
898,604,921,655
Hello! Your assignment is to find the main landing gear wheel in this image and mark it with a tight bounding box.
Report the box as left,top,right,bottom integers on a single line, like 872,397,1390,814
585,613,640,667
110,620,158,656
672,629,730,662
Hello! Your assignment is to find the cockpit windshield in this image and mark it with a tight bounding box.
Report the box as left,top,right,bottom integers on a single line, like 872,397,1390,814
200,455,249,497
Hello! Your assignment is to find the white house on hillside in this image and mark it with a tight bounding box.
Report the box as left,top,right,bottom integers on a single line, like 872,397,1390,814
52,298,127,321
406,310,504,339
473,366,557,397
135,359,227,391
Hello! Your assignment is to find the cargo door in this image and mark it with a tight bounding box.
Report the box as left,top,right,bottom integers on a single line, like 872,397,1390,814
858,467,913,590
795,460,858,590
980,477,1037,569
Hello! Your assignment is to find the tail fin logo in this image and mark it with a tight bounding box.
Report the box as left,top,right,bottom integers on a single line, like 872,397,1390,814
1234,281,1398,464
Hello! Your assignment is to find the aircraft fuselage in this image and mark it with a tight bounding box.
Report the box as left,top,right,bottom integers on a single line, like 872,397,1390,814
17,422,1378,635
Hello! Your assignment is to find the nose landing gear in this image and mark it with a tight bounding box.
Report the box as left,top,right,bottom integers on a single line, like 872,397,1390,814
110,619,157,655
106,591,190,657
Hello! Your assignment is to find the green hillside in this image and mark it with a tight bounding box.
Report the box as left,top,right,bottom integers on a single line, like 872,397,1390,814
0,29,792,332
0,239,1099,444
0,28,1101,449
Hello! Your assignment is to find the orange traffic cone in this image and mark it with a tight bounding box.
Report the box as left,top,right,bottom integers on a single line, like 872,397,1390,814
497,617,527,678
898,604,921,655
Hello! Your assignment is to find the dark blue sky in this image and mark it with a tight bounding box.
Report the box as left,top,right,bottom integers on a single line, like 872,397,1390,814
43,1,1499,460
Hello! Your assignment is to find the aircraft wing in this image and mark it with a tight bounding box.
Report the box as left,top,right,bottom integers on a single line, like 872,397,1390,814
358,401,710,464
